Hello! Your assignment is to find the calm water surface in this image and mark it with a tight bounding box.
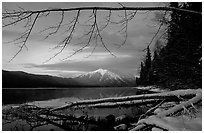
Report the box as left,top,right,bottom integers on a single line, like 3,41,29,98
3,87,141,105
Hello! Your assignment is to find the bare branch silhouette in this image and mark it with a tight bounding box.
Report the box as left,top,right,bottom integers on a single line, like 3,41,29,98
3,6,201,62
44,10,81,63
43,11,65,40
9,12,40,62
94,10,116,57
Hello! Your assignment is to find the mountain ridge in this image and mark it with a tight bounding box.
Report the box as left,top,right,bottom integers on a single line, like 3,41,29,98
2,69,136,88
75,68,135,87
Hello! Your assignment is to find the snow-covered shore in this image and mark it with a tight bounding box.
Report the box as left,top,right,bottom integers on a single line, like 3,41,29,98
134,86,168,93
2,88,202,131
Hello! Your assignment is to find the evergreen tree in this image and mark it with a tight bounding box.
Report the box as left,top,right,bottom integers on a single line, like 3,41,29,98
138,62,144,85
151,2,202,89
145,46,151,70
138,46,152,85
145,46,152,85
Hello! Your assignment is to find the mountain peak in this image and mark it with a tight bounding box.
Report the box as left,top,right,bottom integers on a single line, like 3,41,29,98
94,68,108,76
76,69,135,87
97,68,106,71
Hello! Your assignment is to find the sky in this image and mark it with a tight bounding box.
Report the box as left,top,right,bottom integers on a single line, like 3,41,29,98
2,2,167,78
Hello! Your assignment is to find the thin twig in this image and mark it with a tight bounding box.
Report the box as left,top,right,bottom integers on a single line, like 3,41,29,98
9,12,40,62
44,10,80,63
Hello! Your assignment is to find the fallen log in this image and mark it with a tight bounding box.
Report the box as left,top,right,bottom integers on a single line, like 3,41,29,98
158,90,201,117
71,99,161,109
130,89,202,131
36,115,73,131
3,89,201,131
51,89,199,111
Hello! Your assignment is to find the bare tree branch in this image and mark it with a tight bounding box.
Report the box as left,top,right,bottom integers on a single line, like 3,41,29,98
43,11,65,40
9,12,40,62
3,5,201,62
62,9,98,60
94,10,116,57
3,6,202,15
44,10,81,63
3,13,33,27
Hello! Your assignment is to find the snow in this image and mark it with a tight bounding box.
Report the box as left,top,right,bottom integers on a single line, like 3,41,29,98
3,97,81,109
94,68,108,76
130,89,202,131
52,89,174,111
85,68,108,77
135,86,167,92
27,97,81,108
3,88,202,131
79,68,126,83
136,110,202,131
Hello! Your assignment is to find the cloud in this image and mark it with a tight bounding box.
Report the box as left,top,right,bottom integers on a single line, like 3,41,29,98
3,2,164,77
39,69,87,78
23,51,137,74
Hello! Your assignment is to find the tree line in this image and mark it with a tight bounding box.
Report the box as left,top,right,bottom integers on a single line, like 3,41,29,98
137,2,202,90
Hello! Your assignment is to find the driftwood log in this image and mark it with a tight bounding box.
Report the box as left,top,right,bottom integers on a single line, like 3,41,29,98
2,89,202,131
51,89,200,111
130,89,201,131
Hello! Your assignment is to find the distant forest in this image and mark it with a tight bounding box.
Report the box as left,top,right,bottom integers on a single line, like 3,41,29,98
137,2,202,90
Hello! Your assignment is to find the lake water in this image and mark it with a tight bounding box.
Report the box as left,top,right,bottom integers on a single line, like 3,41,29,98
3,87,147,107
2,87,153,131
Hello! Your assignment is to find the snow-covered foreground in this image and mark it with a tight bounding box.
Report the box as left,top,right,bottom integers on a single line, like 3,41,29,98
147,109,201,131
2,88,202,131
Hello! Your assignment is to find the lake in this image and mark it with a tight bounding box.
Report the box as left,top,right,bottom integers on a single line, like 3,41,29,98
2,87,156,131
3,87,148,107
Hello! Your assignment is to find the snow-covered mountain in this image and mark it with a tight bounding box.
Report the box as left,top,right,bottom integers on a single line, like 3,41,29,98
75,68,135,87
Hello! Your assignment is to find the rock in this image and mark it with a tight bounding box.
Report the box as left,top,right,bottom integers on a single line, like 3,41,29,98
114,124,128,131
105,114,116,130
88,114,116,130
116,114,130,124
